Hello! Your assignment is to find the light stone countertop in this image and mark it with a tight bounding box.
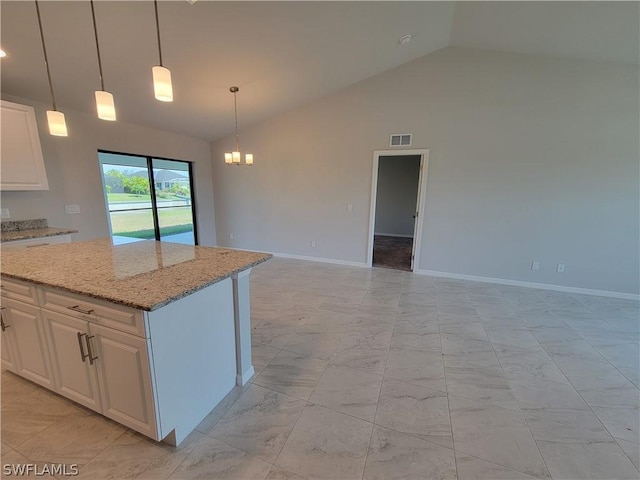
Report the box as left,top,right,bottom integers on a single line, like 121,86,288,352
0,238,271,311
1,227,78,242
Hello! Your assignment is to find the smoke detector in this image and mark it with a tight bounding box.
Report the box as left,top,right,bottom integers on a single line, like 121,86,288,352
399,34,412,45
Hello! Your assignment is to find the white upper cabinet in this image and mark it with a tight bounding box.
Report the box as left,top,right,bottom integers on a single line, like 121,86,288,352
1,100,49,191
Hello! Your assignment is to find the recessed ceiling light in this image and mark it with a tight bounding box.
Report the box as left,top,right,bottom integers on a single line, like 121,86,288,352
185,0,197,4
399,34,412,45
0,49,7,58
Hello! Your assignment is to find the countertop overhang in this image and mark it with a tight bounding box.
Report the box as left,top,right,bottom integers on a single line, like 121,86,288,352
0,238,271,311
1,227,78,242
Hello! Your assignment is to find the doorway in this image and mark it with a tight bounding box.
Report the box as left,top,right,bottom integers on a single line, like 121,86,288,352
367,149,429,272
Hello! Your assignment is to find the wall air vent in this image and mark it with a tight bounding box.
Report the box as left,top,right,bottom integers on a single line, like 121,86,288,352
390,133,412,147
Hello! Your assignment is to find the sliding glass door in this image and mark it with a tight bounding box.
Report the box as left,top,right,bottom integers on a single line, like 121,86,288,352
99,151,197,245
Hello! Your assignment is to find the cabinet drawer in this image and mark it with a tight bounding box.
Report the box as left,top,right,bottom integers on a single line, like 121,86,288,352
1,235,71,251
40,288,147,338
0,277,39,305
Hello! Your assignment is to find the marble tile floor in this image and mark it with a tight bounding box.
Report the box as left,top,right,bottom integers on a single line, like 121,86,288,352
1,257,639,479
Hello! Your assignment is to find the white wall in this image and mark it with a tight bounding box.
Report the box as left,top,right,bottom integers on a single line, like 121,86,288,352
211,47,639,295
374,155,421,237
1,95,217,245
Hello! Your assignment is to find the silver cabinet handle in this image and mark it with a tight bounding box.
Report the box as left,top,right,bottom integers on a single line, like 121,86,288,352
77,332,89,363
67,305,94,315
86,335,98,365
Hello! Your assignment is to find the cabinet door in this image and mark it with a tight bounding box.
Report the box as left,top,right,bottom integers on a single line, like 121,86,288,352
89,324,158,439
0,100,48,191
2,298,53,389
42,309,102,412
1,309,17,373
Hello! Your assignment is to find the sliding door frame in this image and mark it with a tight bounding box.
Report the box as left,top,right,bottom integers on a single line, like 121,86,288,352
98,149,198,245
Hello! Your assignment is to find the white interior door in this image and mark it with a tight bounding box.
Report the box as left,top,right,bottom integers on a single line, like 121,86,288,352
410,156,426,271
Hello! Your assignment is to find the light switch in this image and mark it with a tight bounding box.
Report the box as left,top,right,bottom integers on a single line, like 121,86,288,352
65,204,80,215
347,204,353,212
1,208,10,219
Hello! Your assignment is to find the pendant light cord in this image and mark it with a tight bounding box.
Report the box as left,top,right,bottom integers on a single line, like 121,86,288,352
234,91,240,152
154,0,164,66
34,0,57,111
90,0,105,91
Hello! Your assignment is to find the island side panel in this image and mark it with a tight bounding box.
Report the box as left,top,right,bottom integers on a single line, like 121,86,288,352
145,278,237,445
232,269,254,385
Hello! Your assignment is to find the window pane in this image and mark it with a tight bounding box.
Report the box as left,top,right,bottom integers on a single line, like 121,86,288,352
157,206,195,244
152,159,195,245
99,152,197,245
109,209,156,244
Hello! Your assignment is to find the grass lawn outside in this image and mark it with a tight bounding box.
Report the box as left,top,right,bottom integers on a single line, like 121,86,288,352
110,207,193,239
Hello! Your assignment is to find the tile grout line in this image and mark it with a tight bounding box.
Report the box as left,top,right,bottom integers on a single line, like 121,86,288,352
437,304,460,480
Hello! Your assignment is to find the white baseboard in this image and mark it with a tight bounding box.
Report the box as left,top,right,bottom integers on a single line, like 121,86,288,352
218,244,637,300
416,269,639,301
374,233,414,238
271,251,368,268
236,366,255,386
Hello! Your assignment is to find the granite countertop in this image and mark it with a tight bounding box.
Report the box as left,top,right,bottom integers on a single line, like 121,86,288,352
0,238,272,311
1,219,77,242
1,227,78,242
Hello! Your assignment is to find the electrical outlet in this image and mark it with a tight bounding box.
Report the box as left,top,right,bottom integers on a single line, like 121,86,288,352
1,208,10,219
229,233,234,240
557,263,566,273
531,261,540,271
65,204,80,215
311,240,316,248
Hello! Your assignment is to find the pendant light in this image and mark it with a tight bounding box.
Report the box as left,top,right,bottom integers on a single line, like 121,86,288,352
152,0,173,102
90,0,116,121
225,87,253,166
35,0,67,136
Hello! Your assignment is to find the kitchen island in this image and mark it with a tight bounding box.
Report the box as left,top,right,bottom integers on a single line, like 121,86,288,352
0,239,271,445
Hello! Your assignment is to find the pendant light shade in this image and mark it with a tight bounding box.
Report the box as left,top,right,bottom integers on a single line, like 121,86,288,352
224,87,254,166
153,65,173,102
152,1,173,102
95,90,116,121
35,0,68,137
90,0,116,122
46,110,68,136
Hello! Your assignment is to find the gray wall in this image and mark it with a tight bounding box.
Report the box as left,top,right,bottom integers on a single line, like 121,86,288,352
374,155,421,237
1,95,217,245
211,47,639,295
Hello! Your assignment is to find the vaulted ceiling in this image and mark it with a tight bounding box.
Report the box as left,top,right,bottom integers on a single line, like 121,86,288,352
1,1,638,141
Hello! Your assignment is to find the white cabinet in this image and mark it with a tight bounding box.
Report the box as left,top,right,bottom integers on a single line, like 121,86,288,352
42,308,157,438
90,323,157,438
42,309,102,411
0,100,49,191
1,235,71,252
1,308,18,373
1,297,54,389
0,275,239,446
